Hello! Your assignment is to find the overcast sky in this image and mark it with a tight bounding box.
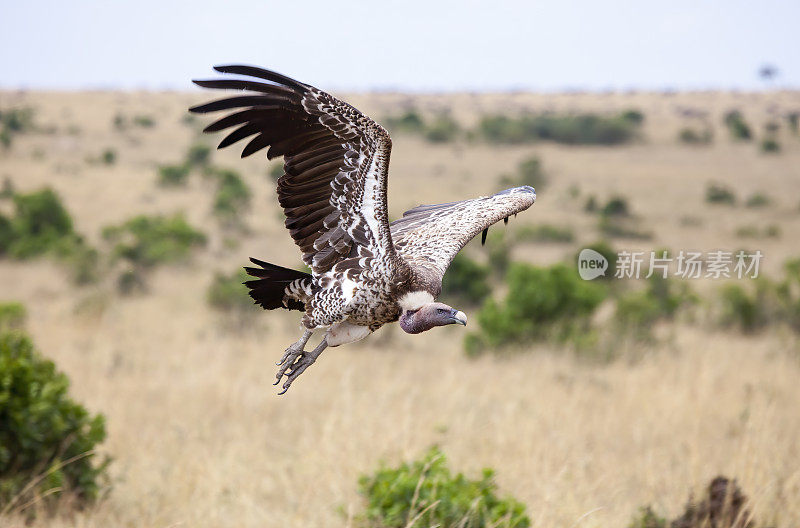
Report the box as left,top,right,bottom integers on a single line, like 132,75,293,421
1,0,797,92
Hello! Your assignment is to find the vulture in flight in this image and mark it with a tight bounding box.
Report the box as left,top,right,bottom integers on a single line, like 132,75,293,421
190,66,536,393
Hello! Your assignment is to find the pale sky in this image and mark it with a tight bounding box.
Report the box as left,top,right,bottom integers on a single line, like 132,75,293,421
1,0,798,92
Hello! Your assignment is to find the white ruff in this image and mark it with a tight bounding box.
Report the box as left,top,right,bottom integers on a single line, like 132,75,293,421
398,290,434,311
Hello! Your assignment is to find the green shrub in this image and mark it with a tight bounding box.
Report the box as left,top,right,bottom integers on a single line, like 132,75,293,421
627,506,667,528
718,279,779,333
102,213,206,268
0,189,98,283
384,110,425,134
678,127,712,145
357,446,529,528
723,110,751,140
185,143,211,168
599,217,653,240
157,164,190,187
132,115,155,128
745,192,771,208
424,114,461,143
100,148,116,165
0,332,109,510
467,263,606,353
614,274,696,340
735,224,780,239
1,189,76,259
441,254,491,305
515,156,547,190
788,112,799,134
600,196,630,217
116,268,146,296
621,109,645,125
211,169,251,223
515,223,574,243
112,113,126,131
705,183,736,205
0,107,35,134
583,195,598,213
760,137,780,153
207,269,256,312
0,302,26,331
0,107,36,148
477,111,640,145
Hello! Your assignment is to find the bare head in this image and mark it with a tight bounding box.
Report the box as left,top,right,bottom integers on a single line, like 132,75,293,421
399,302,467,334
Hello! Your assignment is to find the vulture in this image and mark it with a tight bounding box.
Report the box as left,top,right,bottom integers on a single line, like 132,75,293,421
190,66,536,393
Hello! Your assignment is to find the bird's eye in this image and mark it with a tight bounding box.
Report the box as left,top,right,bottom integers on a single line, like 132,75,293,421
437,308,445,314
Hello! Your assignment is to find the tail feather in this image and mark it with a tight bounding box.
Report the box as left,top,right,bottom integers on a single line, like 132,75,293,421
244,258,311,312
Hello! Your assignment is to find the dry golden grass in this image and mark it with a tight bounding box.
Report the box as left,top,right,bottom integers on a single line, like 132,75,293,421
1,88,799,527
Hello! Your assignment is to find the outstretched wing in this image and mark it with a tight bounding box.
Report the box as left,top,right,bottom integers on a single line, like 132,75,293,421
390,186,536,283
190,65,396,276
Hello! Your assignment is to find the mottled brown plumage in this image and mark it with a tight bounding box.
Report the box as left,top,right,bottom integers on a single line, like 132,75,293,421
190,65,536,393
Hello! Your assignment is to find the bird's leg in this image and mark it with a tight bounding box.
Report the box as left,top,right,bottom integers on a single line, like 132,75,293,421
277,337,329,395
274,329,313,385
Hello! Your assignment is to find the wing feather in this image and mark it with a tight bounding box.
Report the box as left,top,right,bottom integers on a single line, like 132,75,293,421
191,65,397,276
390,186,536,282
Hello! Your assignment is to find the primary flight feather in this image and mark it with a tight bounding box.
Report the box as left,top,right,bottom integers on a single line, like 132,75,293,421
190,65,536,393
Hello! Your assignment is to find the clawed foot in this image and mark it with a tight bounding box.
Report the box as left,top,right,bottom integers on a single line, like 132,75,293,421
273,339,327,394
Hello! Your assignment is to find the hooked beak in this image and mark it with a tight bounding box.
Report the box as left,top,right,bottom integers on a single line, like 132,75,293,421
450,310,467,326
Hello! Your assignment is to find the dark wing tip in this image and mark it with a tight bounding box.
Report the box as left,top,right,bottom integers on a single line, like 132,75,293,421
212,64,309,91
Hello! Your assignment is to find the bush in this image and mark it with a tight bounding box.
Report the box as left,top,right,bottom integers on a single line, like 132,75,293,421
583,195,597,213
132,115,155,128
0,189,98,283
100,148,116,165
515,156,547,190
760,137,780,153
723,110,751,141
0,107,35,149
599,217,653,240
718,279,779,334
678,127,713,145
424,114,461,143
211,169,251,224
0,302,26,331
185,143,211,168
621,109,645,125
102,213,206,268
787,112,799,134
477,111,640,145
614,274,696,340
441,254,491,305
515,223,574,243
735,224,780,239
600,196,630,217
357,446,529,528
627,506,667,528
705,183,736,205
0,332,109,510
467,262,606,353
207,269,256,312
745,192,770,208
384,110,425,134
157,164,190,187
